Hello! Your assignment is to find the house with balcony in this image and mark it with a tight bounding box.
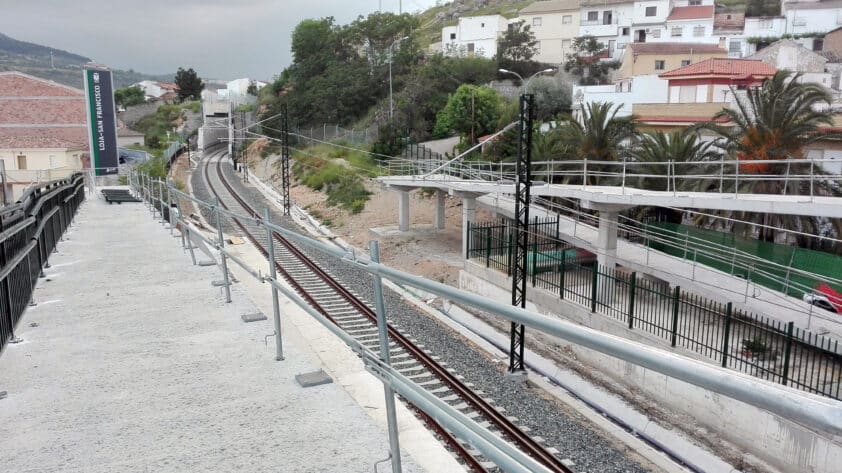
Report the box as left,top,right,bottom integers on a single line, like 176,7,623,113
518,0,582,64
572,42,726,118
441,15,511,58
659,5,716,43
630,0,670,43
579,0,634,59
633,57,776,129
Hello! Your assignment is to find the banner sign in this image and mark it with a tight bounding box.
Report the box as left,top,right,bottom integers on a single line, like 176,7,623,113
83,67,119,176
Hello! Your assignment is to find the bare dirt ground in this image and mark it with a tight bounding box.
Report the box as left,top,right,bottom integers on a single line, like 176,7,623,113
170,152,195,216
245,147,492,287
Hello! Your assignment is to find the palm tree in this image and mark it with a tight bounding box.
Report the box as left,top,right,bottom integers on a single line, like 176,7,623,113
626,130,721,192
699,70,841,243
555,101,637,185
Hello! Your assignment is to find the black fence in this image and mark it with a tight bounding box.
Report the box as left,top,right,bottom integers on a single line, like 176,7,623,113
0,173,85,353
467,218,842,400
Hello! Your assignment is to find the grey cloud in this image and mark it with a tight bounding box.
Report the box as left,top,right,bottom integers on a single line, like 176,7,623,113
0,0,437,80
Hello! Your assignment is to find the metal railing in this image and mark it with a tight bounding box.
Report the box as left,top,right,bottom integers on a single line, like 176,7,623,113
130,171,842,446
0,173,85,353
385,155,842,200
467,218,842,400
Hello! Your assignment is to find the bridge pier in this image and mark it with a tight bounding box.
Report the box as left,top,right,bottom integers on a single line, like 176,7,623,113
398,191,410,232
434,190,446,230
453,191,482,259
584,202,632,304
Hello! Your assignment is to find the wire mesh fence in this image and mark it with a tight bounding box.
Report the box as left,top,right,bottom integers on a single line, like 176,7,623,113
467,218,842,400
0,173,85,353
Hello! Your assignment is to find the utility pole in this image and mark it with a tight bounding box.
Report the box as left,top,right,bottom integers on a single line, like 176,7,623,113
281,105,291,215
509,93,534,374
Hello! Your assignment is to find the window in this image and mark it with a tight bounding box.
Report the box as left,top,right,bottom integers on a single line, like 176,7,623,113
651,29,661,38
533,17,542,27
729,40,741,53
646,6,657,16
16,155,26,170
681,59,691,66
481,22,485,28
671,26,683,37
655,60,665,70
467,43,475,54
450,33,456,40
621,27,630,35
587,11,598,22
562,39,571,50
693,26,705,37
535,41,542,51
689,0,702,5
563,15,572,24
814,38,825,51
603,10,613,24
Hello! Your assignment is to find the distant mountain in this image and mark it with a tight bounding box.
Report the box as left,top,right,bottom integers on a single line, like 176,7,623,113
0,32,171,89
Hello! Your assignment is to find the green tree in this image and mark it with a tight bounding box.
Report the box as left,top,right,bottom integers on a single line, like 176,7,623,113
114,86,145,107
497,21,538,63
524,75,572,121
563,36,618,85
554,102,636,184
433,84,502,145
174,67,204,101
628,130,720,191
246,81,258,96
700,70,841,242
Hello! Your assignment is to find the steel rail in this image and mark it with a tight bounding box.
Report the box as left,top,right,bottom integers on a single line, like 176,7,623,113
204,152,573,473
199,151,490,473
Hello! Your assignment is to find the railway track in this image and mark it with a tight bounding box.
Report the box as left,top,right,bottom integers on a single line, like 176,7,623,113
200,149,574,473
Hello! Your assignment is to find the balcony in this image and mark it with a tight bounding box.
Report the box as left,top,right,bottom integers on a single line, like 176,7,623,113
632,102,727,124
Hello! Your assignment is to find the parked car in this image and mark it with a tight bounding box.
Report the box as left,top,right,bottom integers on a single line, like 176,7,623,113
804,283,842,314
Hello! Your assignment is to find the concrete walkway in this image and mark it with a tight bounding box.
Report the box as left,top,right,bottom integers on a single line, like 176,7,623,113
0,193,427,473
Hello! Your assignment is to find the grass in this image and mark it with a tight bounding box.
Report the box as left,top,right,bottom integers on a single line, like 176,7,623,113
181,100,201,114
286,141,379,214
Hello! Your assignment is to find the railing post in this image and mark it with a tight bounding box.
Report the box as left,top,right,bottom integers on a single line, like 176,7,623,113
809,158,815,201
485,226,491,267
559,256,566,300
264,208,284,361
628,272,637,329
781,321,795,386
582,158,588,188
721,302,733,367
590,264,599,312
531,241,538,287
214,198,232,303
670,286,681,347
370,240,403,473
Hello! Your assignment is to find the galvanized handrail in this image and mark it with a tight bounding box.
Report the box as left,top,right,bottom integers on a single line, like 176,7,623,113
133,172,842,438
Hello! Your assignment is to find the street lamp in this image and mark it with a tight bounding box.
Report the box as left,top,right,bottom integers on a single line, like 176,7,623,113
389,36,409,120
499,67,556,93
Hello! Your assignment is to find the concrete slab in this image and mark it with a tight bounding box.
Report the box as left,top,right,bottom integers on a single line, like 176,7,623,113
240,312,267,323
296,370,333,388
0,197,427,473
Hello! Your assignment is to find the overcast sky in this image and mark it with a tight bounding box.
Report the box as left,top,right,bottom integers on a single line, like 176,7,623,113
0,0,440,81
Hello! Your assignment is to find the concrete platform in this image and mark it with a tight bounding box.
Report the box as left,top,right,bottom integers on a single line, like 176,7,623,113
0,194,430,473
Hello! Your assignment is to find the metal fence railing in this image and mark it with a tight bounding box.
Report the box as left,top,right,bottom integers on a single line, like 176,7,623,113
467,218,842,401
0,173,85,353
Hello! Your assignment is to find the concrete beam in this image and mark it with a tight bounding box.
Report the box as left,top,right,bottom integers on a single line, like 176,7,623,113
434,190,446,230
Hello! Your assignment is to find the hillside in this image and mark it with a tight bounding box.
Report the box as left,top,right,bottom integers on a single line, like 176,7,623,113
0,32,171,90
416,0,534,47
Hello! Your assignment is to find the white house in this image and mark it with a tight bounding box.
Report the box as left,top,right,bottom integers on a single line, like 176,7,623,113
579,0,635,59
132,80,178,101
630,0,671,43
783,0,842,38
226,78,267,98
441,14,510,58
659,5,716,43
518,0,582,64
573,74,669,117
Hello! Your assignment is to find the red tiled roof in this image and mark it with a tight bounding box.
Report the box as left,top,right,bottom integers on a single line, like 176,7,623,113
0,71,84,97
158,82,179,90
659,58,776,79
0,71,89,150
628,42,725,55
0,99,87,125
667,5,715,21
0,128,88,149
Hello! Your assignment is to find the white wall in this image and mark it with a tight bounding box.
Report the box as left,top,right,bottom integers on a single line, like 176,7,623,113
574,74,669,116
785,6,842,35
580,3,634,57
631,0,670,25
658,19,716,42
